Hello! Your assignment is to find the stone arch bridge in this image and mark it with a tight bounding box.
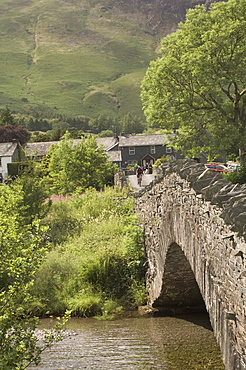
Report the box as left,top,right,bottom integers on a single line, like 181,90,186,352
133,160,246,370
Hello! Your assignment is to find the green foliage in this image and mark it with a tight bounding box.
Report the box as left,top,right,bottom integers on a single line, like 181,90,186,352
88,115,117,134
7,162,19,177
98,129,115,137
0,185,53,369
83,255,132,297
97,300,123,321
141,0,246,165
30,251,75,316
67,290,103,317
17,143,26,162
154,155,171,167
0,106,15,126
41,201,82,245
48,132,117,194
121,112,146,135
30,188,147,317
13,162,52,225
224,166,246,184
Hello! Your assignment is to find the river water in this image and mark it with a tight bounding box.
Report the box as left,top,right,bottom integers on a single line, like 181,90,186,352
28,313,225,370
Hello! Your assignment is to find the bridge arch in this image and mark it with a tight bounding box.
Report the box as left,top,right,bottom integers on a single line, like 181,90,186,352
152,242,206,315
134,160,246,370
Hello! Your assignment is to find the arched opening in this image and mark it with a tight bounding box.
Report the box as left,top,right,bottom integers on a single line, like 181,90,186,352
152,243,206,315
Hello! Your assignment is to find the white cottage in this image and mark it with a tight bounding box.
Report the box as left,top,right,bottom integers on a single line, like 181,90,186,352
0,142,19,180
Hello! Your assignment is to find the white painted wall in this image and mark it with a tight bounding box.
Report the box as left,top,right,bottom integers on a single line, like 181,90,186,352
0,156,14,179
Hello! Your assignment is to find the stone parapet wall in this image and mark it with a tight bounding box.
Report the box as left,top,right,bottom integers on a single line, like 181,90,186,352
114,169,129,189
134,159,246,370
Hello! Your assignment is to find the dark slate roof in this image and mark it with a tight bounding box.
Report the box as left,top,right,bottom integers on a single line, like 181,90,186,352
119,134,169,147
23,135,168,158
24,141,59,157
0,142,18,157
106,150,122,162
72,137,119,151
24,137,119,158
96,137,118,150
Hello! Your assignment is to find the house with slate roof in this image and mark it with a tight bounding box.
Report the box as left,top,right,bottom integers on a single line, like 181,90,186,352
22,134,177,169
0,142,19,179
117,134,177,167
24,141,59,160
24,137,123,167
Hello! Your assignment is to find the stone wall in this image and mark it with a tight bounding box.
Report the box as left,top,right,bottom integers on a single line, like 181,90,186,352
114,168,129,189
134,159,246,370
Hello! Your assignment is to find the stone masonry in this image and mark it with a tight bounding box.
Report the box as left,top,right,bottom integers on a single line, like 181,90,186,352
133,159,246,370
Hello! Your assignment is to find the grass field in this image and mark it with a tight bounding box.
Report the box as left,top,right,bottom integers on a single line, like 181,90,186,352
0,0,191,119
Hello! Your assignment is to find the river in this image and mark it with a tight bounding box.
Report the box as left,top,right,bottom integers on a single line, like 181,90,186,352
28,313,225,370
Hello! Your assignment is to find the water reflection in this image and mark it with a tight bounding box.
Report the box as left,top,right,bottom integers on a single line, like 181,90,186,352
28,313,225,370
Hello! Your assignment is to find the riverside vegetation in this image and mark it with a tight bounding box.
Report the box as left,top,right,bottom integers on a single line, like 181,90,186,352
0,135,146,368
30,187,147,319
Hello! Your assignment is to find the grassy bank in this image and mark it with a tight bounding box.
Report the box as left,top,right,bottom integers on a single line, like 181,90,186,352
29,187,147,319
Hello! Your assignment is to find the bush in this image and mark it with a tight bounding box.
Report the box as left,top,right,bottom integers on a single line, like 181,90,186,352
30,187,147,318
98,300,123,320
7,161,19,176
83,255,131,298
67,289,103,317
154,155,170,167
41,201,82,245
30,251,75,316
224,166,246,184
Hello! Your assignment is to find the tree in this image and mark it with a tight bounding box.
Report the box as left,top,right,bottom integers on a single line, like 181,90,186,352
141,0,246,165
0,125,31,144
120,113,146,135
47,134,75,194
48,133,117,194
15,162,52,225
0,185,46,368
0,182,68,369
88,115,118,134
98,129,115,137
0,106,15,126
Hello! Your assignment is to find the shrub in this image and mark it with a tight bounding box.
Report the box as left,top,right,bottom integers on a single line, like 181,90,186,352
30,187,147,318
154,155,170,167
83,255,131,298
41,202,82,245
30,251,77,316
224,166,246,184
67,289,102,317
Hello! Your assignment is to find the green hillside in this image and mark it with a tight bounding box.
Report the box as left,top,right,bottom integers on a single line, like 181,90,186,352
0,0,207,120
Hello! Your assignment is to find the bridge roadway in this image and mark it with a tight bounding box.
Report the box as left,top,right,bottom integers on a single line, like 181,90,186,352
132,160,246,370
127,173,154,190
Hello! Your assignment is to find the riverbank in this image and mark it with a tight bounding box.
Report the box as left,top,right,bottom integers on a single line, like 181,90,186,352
29,187,147,318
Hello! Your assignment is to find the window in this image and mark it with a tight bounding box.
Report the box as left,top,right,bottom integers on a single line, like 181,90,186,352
150,145,156,154
166,146,172,153
129,146,135,155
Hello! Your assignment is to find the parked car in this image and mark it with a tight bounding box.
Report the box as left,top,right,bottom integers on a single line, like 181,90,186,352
204,163,228,173
227,163,240,172
160,162,170,169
